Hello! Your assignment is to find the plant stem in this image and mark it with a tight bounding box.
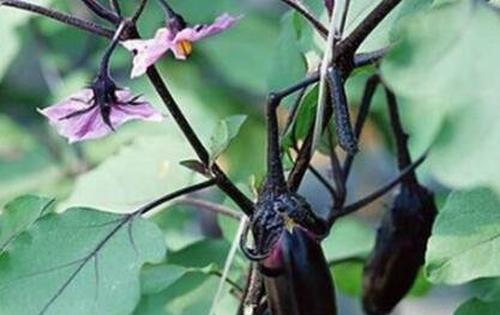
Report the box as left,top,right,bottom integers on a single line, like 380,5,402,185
1,0,115,38
142,64,254,216
336,0,402,59
132,0,149,22
138,179,216,215
1,0,401,216
342,74,380,179
80,0,120,24
288,0,401,191
384,86,419,187
329,153,426,222
278,0,328,37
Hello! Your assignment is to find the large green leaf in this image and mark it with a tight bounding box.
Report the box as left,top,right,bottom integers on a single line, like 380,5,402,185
0,207,165,315
62,134,204,213
426,188,500,284
0,195,54,253
267,11,307,92
208,115,247,164
381,0,500,194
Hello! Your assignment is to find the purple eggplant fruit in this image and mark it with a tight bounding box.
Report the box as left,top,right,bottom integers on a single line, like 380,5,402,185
262,227,337,315
361,88,437,315
240,93,337,315
362,184,436,315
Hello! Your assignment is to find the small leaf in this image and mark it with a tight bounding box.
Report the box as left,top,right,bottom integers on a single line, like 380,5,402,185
208,115,247,164
426,188,500,284
180,159,211,178
282,85,318,150
0,207,165,315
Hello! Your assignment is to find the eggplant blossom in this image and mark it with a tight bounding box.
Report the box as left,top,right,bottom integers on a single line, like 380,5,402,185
39,85,162,143
123,9,239,78
39,23,163,143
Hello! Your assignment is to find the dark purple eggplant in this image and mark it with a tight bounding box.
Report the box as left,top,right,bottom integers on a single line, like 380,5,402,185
362,184,436,315
263,227,337,315
361,88,437,315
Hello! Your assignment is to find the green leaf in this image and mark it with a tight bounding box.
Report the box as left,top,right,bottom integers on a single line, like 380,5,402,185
208,115,247,164
134,271,211,315
200,14,279,94
150,205,206,251
331,262,364,296
322,218,375,262
331,263,431,297
322,218,375,263
344,0,433,53
0,2,51,80
0,207,165,315
62,134,204,213
0,195,54,252
381,0,500,195
141,264,188,295
167,239,231,269
426,188,500,284
140,263,218,295
282,85,317,150
471,277,500,302
179,160,211,178
454,298,500,315
137,274,238,315
267,12,307,92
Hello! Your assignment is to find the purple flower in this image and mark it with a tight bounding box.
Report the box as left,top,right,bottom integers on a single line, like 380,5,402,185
123,13,240,78
39,88,163,143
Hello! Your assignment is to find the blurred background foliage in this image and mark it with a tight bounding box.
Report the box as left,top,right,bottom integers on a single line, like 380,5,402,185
1,0,500,314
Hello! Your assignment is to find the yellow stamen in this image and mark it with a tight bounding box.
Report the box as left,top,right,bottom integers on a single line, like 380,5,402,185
283,215,296,233
177,40,193,57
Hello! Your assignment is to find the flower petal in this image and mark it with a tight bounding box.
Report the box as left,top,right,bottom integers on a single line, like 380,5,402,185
122,28,172,78
39,89,164,143
174,13,240,43
110,90,164,125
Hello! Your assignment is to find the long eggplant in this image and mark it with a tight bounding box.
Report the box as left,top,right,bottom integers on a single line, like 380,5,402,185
240,93,337,315
362,184,436,315
361,88,437,315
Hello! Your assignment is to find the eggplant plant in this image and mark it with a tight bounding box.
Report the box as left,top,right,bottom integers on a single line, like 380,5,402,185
1,0,499,315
